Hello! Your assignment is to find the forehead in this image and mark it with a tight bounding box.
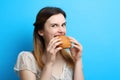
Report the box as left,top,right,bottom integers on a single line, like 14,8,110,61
46,13,66,24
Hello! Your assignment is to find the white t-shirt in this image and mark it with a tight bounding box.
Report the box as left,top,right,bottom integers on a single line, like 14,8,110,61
14,51,73,80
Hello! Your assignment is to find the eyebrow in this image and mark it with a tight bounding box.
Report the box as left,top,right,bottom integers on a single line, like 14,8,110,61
50,21,66,25
63,21,66,24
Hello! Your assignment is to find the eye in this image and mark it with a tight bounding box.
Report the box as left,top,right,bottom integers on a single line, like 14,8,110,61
62,23,66,27
51,24,57,27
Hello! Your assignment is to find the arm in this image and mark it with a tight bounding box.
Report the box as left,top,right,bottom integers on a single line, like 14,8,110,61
16,52,37,80
40,37,62,80
74,58,84,80
19,64,53,80
19,70,36,80
39,63,53,80
68,37,84,80
19,37,62,80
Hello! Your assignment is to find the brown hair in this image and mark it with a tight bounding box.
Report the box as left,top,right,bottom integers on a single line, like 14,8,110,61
33,7,75,69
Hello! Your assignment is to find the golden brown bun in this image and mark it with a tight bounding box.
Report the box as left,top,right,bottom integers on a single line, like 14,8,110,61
59,36,71,49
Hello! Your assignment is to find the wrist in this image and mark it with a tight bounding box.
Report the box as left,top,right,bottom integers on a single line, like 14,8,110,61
43,62,54,71
75,58,82,67
75,56,82,62
45,62,53,68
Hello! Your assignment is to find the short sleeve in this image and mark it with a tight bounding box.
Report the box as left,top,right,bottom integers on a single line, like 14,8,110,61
14,51,37,74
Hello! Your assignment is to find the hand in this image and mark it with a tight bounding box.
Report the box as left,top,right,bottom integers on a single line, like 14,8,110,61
68,37,83,62
45,37,62,65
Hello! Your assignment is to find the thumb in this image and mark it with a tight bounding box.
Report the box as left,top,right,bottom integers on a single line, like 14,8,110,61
70,48,75,56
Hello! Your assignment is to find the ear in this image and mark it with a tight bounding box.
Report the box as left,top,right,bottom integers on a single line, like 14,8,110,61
38,30,44,36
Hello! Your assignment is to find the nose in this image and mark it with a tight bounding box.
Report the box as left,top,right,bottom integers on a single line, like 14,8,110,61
58,26,65,34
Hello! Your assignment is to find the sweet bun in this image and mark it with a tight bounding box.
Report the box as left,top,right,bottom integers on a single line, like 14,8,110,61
59,36,71,49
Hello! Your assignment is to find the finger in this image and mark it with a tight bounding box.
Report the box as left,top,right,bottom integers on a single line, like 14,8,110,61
48,36,60,46
68,37,83,48
72,44,82,52
47,37,62,55
49,41,63,56
52,41,63,49
48,37,61,49
68,37,79,44
55,47,62,53
70,48,76,56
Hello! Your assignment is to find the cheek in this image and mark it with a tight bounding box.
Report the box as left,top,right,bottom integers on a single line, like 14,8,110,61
44,31,54,40
64,28,66,34
65,29,66,32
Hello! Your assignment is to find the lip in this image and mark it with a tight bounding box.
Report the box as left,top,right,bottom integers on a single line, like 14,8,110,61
54,35,65,37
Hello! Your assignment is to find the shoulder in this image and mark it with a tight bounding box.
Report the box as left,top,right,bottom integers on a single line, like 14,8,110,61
18,51,34,58
16,51,36,66
14,51,38,73
16,51,36,62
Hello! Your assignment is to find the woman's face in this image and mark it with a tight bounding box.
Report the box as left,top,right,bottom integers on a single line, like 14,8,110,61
39,13,66,45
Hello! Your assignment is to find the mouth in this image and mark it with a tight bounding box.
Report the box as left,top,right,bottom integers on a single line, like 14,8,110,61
54,35,65,37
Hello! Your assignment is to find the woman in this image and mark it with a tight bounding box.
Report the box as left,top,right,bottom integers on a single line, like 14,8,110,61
14,6,84,80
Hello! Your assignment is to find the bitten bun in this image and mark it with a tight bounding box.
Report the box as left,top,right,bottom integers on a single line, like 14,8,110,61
59,36,71,49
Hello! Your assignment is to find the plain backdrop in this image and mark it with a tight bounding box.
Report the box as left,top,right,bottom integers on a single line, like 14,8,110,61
0,0,120,80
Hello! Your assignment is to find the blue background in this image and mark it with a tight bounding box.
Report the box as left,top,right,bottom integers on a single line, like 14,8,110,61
0,0,120,80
